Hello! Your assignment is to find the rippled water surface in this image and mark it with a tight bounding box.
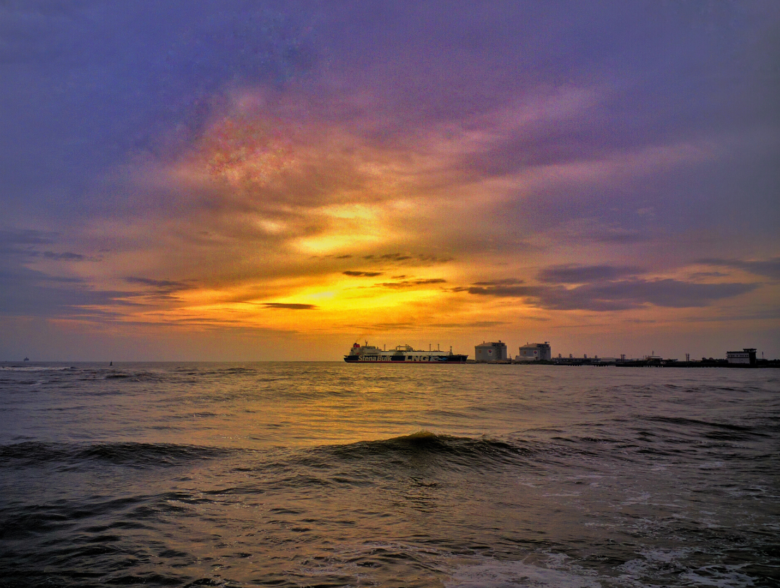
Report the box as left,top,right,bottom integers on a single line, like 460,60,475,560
1,362,778,587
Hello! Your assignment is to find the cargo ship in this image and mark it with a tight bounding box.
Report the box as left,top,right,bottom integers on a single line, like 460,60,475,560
344,342,468,363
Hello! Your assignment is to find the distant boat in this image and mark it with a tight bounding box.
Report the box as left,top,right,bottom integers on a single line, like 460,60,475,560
110,361,113,366
23,357,29,362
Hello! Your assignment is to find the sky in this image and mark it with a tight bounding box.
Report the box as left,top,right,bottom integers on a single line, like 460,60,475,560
1,0,779,361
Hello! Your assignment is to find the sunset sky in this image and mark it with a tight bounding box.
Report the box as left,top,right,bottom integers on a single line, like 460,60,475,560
1,1,779,361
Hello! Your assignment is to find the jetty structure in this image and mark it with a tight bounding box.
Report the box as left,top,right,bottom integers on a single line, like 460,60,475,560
469,337,777,367
727,348,757,366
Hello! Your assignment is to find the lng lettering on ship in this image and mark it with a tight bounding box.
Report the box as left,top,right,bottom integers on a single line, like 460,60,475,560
344,342,468,363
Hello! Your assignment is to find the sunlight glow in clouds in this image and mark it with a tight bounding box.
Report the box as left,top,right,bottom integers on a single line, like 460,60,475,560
15,83,777,349
1,1,778,360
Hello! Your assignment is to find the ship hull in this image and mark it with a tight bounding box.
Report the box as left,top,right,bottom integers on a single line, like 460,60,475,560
344,355,468,364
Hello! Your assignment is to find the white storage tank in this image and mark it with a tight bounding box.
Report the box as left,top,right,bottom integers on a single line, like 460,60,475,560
475,341,508,362
517,342,552,361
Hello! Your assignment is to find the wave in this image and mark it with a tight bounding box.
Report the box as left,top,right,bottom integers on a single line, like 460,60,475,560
644,416,754,431
0,441,229,468
446,556,601,588
0,366,75,372
643,416,769,440
321,431,533,471
102,370,169,383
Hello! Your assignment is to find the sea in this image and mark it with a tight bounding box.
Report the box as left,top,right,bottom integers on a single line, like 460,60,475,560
0,362,778,588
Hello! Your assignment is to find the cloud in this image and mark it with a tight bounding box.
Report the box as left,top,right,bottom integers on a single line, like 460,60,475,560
0,229,55,250
0,266,130,318
361,253,454,265
42,251,87,261
378,279,447,289
472,278,525,286
696,258,780,280
342,322,416,331
687,271,729,279
0,230,96,261
537,264,644,284
428,320,511,328
1,2,778,355
467,283,536,297
262,303,317,310
0,230,119,317
343,270,383,277
364,253,412,261
124,277,193,292
467,278,757,311
684,308,780,322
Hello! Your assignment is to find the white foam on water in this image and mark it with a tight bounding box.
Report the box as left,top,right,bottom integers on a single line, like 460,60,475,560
762,521,780,531
616,557,649,577
639,547,691,563
617,550,760,588
680,566,755,587
622,492,651,505
616,548,690,584
444,557,600,588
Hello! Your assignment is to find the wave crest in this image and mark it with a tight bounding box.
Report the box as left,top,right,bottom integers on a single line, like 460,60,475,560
324,431,531,470
0,441,228,468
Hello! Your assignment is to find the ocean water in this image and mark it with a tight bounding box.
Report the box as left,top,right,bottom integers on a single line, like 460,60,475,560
0,362,778,588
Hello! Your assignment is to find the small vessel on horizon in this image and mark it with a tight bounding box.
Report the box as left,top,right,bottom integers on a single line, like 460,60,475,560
23,357,29,362
344,342,468,363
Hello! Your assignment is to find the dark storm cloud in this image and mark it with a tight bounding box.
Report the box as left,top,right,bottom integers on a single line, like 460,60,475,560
538,264,645,284
263,303,317,310
467,279,757,311
696,258,780,280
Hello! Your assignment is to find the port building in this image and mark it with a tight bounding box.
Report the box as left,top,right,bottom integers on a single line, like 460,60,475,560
475,341,507,362
727,348,757,365
517,342,552,361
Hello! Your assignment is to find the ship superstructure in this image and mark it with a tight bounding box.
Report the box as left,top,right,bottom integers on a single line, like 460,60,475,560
344,342,468,363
